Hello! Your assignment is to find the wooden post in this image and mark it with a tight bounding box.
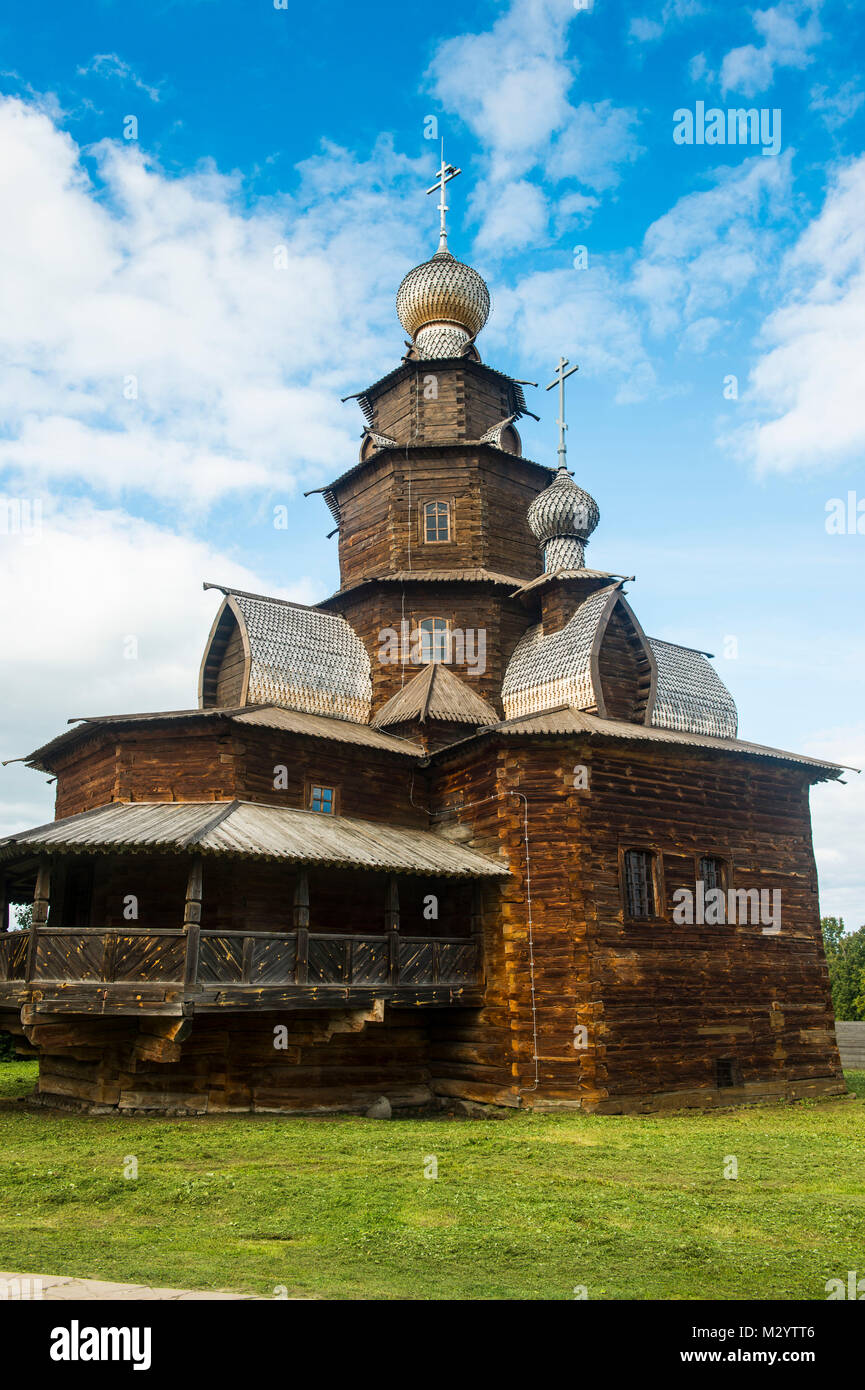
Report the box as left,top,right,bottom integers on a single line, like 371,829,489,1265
294,871,309,984
471,883,484,983
0,876,8,933
25,862,51,982
386,875,400,984
182,856,203,991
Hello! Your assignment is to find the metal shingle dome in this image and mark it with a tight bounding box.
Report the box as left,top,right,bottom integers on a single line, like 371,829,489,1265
396,249,490,359
527,466,600,546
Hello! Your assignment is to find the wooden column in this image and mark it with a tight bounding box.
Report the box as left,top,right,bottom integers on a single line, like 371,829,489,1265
25,862,51,982
0,875,8,933
293,871,309,984
386,875,400,984
471,883,484,984
182,856,203,990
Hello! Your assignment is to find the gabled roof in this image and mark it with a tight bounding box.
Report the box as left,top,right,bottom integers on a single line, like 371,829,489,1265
0,800,510,878
373,663,499,729
199,585,371,724
649,638,738,740
502,585,634,720
501,584,738,738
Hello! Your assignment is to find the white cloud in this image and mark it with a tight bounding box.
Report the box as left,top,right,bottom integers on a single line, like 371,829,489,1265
807,724,865,926
0,498,316,836
0,98,430,507
488,265,656,402
726,156,865,472
631,153,793,338
721,1,823,97
77,53,162,103
545,100,642,191
426,0,640,244
630,0,704,44
809,80,865,131
471,179,549,255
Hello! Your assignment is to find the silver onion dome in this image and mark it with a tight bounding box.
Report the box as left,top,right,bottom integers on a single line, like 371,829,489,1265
527,466,600,571
396,249,490,359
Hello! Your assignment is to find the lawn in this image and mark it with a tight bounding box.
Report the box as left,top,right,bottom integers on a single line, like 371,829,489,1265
0,1062,862,1300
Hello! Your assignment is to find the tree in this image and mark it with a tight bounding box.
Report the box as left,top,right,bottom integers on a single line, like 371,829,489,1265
822,918,865,1021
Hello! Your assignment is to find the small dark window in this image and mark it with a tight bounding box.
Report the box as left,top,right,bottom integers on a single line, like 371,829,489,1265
699,856,726,893
715,1058,736,1089
309,785,334,815
424,501,450,543
624,850,656,919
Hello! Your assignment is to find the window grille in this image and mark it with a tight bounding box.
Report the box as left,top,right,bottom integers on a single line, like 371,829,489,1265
624,849,655,919
699,856,725,892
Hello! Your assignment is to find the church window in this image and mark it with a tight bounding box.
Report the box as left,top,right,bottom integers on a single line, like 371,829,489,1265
418,617,450,663
424,500,451,543
623,849,657,919
715,1057,737,1088
699,855,727,893
309,784,335,815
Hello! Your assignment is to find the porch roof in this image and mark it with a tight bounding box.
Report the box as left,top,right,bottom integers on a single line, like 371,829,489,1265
0,800,510,879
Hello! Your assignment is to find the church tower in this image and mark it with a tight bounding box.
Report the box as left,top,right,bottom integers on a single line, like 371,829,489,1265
0,151,846,1120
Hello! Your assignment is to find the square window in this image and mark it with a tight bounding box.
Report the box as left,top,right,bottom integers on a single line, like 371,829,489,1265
309,785,334,815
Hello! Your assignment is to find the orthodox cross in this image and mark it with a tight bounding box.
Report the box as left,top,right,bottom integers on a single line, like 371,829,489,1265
545,356,579,469
426,141,461,253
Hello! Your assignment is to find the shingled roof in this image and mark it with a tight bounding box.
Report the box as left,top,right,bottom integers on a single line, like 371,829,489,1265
199,586,372,724
501,585,738,738
373,663,499,729
0,801,510,878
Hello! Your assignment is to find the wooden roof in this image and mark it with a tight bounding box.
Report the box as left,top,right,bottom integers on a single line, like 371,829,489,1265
17,704,424,773
438,705,849,777
0,801,509,878
372,663,499,729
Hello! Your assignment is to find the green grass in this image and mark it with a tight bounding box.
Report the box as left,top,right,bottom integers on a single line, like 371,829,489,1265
0,1062,862,1300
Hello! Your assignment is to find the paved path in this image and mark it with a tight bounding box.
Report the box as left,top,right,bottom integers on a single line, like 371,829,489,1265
0,1271,253,1300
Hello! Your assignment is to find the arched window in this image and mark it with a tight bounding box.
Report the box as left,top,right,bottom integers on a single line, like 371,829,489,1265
418,617,450,663
423,500,450,543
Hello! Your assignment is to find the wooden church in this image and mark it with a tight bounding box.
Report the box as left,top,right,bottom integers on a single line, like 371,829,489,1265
0,159,846,1116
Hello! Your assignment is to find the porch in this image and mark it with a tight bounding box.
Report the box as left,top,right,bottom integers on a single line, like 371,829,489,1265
0,799,507,1020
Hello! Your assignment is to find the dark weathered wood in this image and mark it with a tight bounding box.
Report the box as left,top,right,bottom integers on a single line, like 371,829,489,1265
182,855,203,990
25,862,50,983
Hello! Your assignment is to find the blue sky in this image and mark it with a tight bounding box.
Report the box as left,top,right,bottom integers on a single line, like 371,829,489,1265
0,0,863,920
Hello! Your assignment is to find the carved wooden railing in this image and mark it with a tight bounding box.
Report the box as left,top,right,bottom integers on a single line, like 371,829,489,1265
0,927,483,991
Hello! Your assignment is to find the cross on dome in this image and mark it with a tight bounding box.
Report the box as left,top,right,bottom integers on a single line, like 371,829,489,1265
425,141,462,254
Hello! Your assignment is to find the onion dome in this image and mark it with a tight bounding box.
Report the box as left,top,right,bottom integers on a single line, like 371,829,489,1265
396,249,490,359
527,466,600,572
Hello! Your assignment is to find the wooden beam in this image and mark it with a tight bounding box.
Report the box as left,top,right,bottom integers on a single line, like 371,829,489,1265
386,875,400,984
25,862,51,982
294,872,309,984
182,855,203,990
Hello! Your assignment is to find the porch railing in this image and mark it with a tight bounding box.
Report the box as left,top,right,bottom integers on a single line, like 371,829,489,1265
0,927,483,991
